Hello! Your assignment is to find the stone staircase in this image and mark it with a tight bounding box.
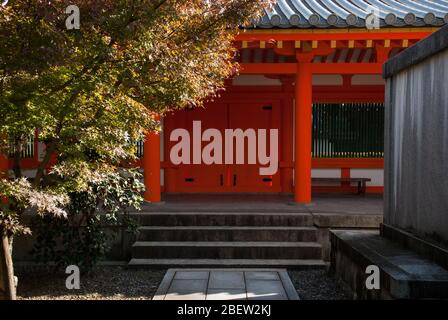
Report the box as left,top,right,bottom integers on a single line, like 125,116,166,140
128,212,326,269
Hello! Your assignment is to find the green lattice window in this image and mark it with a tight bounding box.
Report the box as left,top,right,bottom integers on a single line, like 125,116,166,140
312,103,384,158
136,140,144,158
8,135,35,159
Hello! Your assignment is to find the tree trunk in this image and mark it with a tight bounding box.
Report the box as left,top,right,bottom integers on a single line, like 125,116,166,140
0,231,16,300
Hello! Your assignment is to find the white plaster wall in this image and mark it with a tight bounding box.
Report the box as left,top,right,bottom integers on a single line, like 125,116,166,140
232,73,383,87
351,169,384,186
311,169,341,178
311,169,342,186
232,75,282,86
232,75,344,86
313,75,343,86
37,141,46,162
351,75,385,86
20,170,37,179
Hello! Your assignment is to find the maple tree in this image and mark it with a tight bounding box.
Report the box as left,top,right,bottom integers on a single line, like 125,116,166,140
0,0,272,299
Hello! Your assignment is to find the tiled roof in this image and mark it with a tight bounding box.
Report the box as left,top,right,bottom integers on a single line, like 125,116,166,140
256,0,448,28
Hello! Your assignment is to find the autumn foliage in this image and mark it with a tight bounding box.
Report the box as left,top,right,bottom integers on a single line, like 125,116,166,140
0,0,272,299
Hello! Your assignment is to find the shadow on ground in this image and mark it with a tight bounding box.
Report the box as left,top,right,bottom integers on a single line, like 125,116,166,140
15,266,166,300
289,270,352,300
15,266,352,300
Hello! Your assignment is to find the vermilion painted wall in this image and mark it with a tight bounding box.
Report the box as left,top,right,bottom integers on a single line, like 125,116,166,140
162,79,385,194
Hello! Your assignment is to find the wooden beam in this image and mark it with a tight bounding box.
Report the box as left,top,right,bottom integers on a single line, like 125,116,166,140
239,63,383,75
302,41,312,52
313,158,384,169
312,63,382,74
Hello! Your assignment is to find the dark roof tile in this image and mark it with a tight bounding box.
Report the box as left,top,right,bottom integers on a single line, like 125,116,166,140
256,0,448,28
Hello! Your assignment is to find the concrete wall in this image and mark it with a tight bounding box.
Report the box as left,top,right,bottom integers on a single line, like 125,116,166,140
384,47,448,244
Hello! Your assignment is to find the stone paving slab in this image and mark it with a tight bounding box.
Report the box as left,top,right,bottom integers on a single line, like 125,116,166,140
140,194,383,216
209,271,245,289
153,269,300,301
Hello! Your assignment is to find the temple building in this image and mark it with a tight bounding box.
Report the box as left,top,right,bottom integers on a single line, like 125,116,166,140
2,0,448,204
140,0,447,204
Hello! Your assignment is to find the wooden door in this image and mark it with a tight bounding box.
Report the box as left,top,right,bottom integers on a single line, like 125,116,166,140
165,103,227,192
164,101,281,193
227,102,282,192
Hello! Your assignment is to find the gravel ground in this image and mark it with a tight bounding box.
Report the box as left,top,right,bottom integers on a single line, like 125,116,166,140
289,270,352,300
15,266,351,300
15,266,166,300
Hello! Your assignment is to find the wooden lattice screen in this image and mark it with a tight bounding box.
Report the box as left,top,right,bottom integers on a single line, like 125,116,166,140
312,103,384,158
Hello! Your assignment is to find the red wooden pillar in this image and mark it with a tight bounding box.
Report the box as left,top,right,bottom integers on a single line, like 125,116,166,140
294,55,313,204
0,153,8,179
143,117,161,203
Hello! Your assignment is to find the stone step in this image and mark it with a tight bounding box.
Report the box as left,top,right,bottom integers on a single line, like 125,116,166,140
331,230,448,299
133,213,314,227
132,241,322,260
128,258,327,270
137,226,318,242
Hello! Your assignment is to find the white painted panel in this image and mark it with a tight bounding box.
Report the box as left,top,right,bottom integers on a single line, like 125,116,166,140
232,75,281,86
21,170,37,179
160,118,165,162
311,169,341,186
233,75,343,87
351,169,384,186
313,75,343,86
311,169,340,178
37,142,46,162
351,75,385,86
